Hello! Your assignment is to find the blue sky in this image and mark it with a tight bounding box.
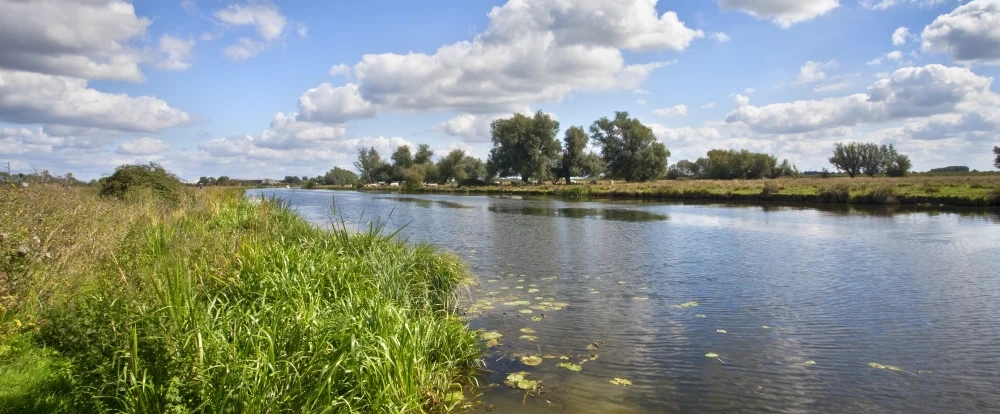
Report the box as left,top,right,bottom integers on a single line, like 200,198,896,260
1,0,999,180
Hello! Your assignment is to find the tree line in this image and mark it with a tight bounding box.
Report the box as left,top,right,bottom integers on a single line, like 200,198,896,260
668,149,799,180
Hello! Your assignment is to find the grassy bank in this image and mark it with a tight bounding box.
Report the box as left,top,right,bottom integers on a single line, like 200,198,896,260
0,185,480,413
357,176,1000,207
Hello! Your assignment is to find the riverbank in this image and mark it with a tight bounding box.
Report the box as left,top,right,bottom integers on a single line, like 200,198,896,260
0,186,480,413
352,176,1000,207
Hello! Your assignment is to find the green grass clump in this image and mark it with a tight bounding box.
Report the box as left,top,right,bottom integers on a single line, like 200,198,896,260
1,186,481,413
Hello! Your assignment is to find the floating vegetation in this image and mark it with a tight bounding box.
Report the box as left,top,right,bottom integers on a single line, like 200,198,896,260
480,331,503,341
590,290,601,294
705,352,725,363
519,309,533,314
587,354,599,361
534,297,544,300
541,276,558,281
586,342,601,350
486,339,500,348
531,316,543,321
868,362,912,374
444,390,464,403
542,354,559,359
528,289,540,293
487,279,498,283
762,326,771,329
520,328,536,334
695,314,706,318
520,355,543,366
671,301,699,308
609,378,632,387
504,372,538,390
504,300,531,306
633,296,650,301
617,281,626,285
516,286,525,289
805,361,816,365
559,356,570,360
557,362,583,372
500,287,510,290
716,329,727,334
520,335,538,341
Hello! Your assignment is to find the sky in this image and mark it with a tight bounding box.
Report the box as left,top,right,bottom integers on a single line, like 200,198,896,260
1,0,999,181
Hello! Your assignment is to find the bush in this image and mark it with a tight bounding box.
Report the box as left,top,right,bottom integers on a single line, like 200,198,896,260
760,181,781,198
855,185,899,205
98,163,183,204
818,183,850,203
987,188,1000,206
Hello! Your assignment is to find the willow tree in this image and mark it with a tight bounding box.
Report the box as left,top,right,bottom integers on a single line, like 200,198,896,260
560,126,589,184
487,111,561,183
589,112,669,182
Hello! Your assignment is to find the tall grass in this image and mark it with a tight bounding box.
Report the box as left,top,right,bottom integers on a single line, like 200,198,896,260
1,186,480,413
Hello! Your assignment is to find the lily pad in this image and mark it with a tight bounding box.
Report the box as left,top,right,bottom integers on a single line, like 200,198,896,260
762,325,771,329
705,352,720,358
559,356,571,360
557,362,583,372
517,380,538,390
634,296,650,301
868,362,903,372
805,360,816,365
504,301,531,306
671,301,699,308
531,316,543,321
480,331,503,340
520,335,538,341
521,355,543,366
519,309,533,314
528,289,540,293
486,339,499,348
520,327,536,334
609,378,632,387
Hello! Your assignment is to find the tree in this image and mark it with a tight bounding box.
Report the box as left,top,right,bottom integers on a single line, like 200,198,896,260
414,144,434,165
589,112,669,182
323,167,359,186
454,156,489,184
859,143,887,177
354,147,386,183
216,176,231,186
883,145,911,177
283,176,302,184
559,126,589,184
402,166,425,190
579,152,605,178
391,145,413,169
829,142,863,178
487,111,562,183
437,149,467,183
994,146,1000,169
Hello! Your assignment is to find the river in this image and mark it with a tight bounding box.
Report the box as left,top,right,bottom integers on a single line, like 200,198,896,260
249,188,1000,413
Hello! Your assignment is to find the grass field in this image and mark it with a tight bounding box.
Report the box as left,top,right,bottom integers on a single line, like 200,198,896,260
0,185,481,413
356,175,1000,207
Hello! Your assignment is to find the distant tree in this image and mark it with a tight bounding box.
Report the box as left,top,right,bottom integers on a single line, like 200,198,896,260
488,111,562,183
559,126,589,184
884,145,911,177
829,142,864,178
283,176,303,184
579,152,605,178
437,149,467,183
454,156,489,184
928,166,970,173
414,144,434,165
323,167,359,186
589,112,668,182
216,176,231,186
994,146,1000,169
391,145,414,169
198,176,211,185
354,147,386,183
673,160,702,178
859,144,887,177
402,166,425,190
773,159,800,178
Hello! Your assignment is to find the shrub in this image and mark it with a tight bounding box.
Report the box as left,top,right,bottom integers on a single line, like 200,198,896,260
98,163,183,204
855,185,899,205
760,181,781,198
987,188,1000,206
818,183,850,203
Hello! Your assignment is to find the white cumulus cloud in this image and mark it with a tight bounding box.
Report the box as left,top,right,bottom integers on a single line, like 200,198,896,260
921,0,1000,65
715,0,840,28
653,105,688,117
117,137,171,155
157,35,195,71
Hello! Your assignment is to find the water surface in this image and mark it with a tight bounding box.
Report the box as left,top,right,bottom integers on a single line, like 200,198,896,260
250,189,1000,413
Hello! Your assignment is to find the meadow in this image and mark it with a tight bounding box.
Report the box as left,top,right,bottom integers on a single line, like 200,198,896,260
369,175,1000,207
0,185,481,413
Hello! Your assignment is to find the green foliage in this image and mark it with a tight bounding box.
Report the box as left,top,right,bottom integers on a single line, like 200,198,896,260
2,189,480,413
402,166,425,190
321,167,359,186
354,147,387,184
300,180,317,189
488,111,562,182
437,149,467,183
830,142,910,178
928,166,970,173
559,126,589,184
215,176,231,186
579,152,605,178
994,146,1000,170
98,163,184,204
391,145,414,170
589,112,668,182
282,176,303,184
414,144,435,165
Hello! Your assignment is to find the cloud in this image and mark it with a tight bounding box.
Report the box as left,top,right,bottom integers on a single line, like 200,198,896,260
893,27,911,46
157,35,195,71
328,64,351,77
813,81,851,92
298,83,377,123
711,32,731,43
725,64,995,134
637,99,647,105
297,23,308,38
861,0,953,10
0,0,150,82
921,0,1000,65
116,137,171,155
702,102,717,109
867,50,903,65
197,112,348,154
653,104,688,117
0,69,192,132
793,60,838,85
0,125,119,150
715,0,840,28
302,0,699,123
215,2,288,60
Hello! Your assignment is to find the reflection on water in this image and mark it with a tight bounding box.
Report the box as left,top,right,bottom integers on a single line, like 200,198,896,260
488,205,669,222
376,196,470,209
249,189,1000,414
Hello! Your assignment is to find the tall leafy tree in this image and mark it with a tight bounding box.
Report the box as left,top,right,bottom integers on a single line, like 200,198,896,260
994,146,1000,170
589,112,669,182
560,126,589,184
391,145,414,169
437,149,467,183
414,144,434,165
353,147,386,183
323,167,359,185
829,142,863,178
487,111,562,183
579,152,606,178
